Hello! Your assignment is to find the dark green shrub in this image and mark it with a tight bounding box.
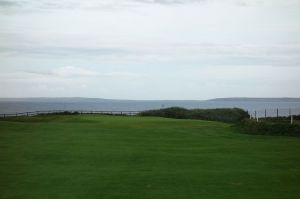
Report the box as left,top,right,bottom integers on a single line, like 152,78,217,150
139,107,249,123
139,107,190,119
39,111,80,115
238,119,300,136
190,108,249,123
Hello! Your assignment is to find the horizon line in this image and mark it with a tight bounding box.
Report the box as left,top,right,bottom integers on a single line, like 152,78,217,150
1,97,300,101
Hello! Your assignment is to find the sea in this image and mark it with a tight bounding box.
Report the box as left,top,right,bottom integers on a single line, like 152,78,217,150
1,98,300,118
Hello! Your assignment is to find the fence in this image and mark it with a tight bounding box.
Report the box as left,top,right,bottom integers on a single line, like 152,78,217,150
248,108,300,125
1,108,300,119
248,108,300,118
0,110,141,118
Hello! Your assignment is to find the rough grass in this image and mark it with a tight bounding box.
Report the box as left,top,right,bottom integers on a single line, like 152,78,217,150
0,115,300,199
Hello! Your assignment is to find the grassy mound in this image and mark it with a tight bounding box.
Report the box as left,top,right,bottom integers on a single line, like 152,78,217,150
139,107,249,123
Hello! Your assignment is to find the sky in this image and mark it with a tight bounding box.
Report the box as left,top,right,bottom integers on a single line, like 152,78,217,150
0,0,300,100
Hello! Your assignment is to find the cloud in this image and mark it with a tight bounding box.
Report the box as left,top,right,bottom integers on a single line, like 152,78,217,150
132,0,204,5
1,43,300,67
0,46,128,57
51,66,97,77
103,72,143,78
0,0,204,10
23,66,98,78
22,66,143,79
1,0,300,10
1,0,300,99
0,0,22,7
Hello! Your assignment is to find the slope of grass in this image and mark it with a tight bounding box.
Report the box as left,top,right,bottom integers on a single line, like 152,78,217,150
0,115,300,199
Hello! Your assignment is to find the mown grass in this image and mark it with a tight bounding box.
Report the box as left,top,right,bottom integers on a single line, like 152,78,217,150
0,115,300,199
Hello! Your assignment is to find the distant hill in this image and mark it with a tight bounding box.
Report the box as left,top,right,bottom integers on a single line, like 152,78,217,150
1,97,300,102
0,97,112,103
1,97,300,116
208,98,300,102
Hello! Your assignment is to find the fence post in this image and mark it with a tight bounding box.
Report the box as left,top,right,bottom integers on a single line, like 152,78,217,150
290,109,293,125
254,111,257,120
265,109,266,119
276,108,279,118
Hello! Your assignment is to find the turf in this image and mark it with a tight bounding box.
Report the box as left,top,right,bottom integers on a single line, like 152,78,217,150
0,115,299,199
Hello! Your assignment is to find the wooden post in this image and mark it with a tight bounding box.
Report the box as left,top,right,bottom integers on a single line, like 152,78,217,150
290,109,293,125
254,111,257,120
265,109,266,119
276,108,279,118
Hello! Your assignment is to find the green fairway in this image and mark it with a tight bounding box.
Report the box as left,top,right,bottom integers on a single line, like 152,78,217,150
0,115,300,199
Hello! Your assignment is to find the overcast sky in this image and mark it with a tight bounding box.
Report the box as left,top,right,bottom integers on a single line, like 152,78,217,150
0,0,300,99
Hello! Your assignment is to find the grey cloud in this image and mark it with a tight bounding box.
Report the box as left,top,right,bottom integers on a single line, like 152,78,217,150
0,0,23,7
1,43,300,67
0,0,205,10
1,0,300,10
21,67,142,79
0,0,77,10
0,46,128,57
23,66,98,78
132,0,204,4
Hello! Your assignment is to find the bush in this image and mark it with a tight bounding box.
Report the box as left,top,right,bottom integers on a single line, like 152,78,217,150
139,107,249,123
139,107,190,119
238,119,300,136
39,111,80,115
189,108,249,123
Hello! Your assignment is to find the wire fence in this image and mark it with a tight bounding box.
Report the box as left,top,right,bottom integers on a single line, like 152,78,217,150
248,108,300,118
0,110,141,118
1,108,300,120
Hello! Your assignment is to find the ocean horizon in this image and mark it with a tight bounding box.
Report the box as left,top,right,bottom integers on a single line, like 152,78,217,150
1,97,300,118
